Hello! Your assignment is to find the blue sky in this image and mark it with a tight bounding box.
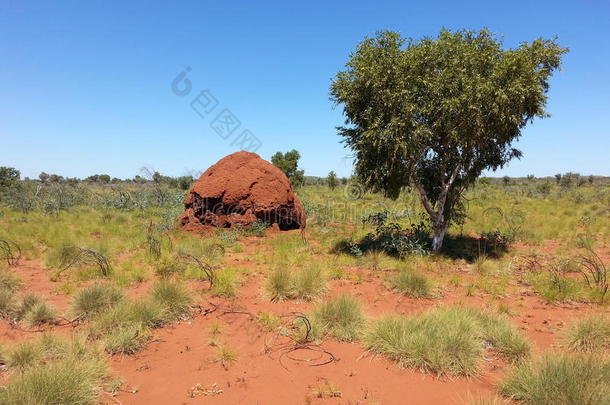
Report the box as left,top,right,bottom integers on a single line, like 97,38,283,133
1,0,609,179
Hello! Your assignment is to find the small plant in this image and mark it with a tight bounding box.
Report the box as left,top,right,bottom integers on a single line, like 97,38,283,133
150,280,193,320
311,380,342,398
0,357,108,404
311,294,365,341
0,334,108,405
293,265,326,301
500,353,610,405
55,246,112,278
211,267,239,298
212,346,238,369
365,306,529,376
564,315,610,352
240,220,267,237
0,269,22,291
0,287,16,318
389,268,433,298
216,229,239,244
154,256,186,278
24,301,56,327
103,324,150,355
265,267,293,301
71,284,124,320
256,311,282,331
5,341,43,370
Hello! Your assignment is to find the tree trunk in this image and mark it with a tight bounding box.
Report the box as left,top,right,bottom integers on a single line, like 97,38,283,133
431,221,449,253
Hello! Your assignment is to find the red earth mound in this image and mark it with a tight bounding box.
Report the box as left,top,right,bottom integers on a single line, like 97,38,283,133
179,151,306,231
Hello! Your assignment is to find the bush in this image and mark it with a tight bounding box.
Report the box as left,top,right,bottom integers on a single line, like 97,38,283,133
365,306,529,376
265,267,293,302
211,268,239,298
150,280,193,320
311,294,365,341
0,286,16,318
500,353,610,405
564,315,610,352
103,324,149,355
154,256,186,278
71,284,124,320
23,301,56,327
0,357,107,405
4,341,43,371
389,268,432,298
293,265,326,301
0,334,108,405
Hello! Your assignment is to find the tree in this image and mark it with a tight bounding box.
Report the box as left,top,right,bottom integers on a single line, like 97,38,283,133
271,149,304,187
331,29,566,252
0,167,20,189
327,171,338,190
554,173,562,184
39,172,50,184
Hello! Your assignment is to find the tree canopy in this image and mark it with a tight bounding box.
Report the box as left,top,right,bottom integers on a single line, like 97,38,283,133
331,29,567,251
271,149,305,187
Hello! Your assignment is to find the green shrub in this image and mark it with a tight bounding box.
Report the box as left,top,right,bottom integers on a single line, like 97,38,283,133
390,269,432,298
0,287,16,318
154,256,186,278
500,353,610,405
564,315,610,352
0,357,107,405
365,306,529,376
311,294,365,341
0,270,22,292
265,267,293,301
150,280,193,320
293,265,326,301
16,293,44,320
71,284,124,320
211,268,239,298
4,341,43,371
24,301,56,327
103,324,149,355
129,299,168,328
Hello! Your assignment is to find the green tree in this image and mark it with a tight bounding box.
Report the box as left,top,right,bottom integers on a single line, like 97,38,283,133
331,29,566,252
0,167,20,189
327,170,338,190
271,149,304,187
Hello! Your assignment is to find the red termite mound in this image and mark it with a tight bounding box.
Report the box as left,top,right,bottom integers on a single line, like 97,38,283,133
179,151,306,232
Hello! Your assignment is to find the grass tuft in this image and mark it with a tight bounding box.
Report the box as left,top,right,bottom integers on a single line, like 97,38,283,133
71,283,124,320
365,306,529,376
564,315,610,352
311,294,365,341
500,352,610,405
389,268,433,298
150,279,193,320
265,267,293,301
292,265,326,301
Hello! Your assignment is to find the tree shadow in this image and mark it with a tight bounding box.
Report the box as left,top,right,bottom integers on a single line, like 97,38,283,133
439,234,509,262
331,234,509,263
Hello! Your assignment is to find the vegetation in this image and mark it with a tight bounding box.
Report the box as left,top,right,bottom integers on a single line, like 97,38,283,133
271,149,305,187
331,29,567,251
365,306,529,376
564,315,610,352
0,334,108,404
500,353,610,405
389,267,433,298
310,294,365,341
